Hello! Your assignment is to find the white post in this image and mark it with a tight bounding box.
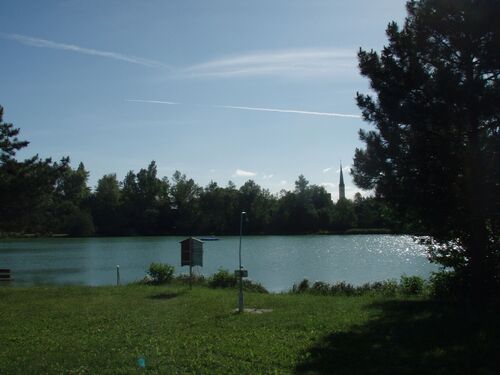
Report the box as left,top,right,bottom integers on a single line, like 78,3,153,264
238,211,246,313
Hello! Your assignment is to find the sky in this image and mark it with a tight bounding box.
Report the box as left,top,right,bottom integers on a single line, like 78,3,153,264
0,0,407,200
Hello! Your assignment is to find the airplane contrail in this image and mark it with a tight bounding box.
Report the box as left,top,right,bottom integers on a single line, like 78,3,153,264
126,99,360,118
212,105,361,118
125,99,178,105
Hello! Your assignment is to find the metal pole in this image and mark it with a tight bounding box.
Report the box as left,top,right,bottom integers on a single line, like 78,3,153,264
238,211,246,313
116,265,120,286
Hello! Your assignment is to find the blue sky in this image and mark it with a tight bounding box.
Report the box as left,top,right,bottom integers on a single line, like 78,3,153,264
0,0,407,199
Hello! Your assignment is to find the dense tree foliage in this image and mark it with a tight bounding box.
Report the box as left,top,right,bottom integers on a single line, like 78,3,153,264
0,106,93,235
352,0,500,299
0,105,399,236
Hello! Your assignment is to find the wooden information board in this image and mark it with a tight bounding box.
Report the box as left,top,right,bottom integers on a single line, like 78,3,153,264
180,237,203,267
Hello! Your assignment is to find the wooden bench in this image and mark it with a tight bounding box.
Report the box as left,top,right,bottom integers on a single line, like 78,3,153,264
0,268,12,282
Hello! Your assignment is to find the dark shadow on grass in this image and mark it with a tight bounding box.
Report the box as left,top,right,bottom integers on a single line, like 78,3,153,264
148,292,181,300
295,299,499,375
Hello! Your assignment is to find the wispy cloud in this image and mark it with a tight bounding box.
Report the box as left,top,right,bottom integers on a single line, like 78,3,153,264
336,165,351,173
262,174,274,180
321,182,336,188
180,48,357,79
234,169,256,177
323,164,351,174
213,105,360,119
125,99,178,105
1,33,168,68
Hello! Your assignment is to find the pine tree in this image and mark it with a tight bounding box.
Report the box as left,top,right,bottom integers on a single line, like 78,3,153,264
352,0,500,301
0,105,29,164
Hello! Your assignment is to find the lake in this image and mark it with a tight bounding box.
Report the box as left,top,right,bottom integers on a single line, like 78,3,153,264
0,235,437,292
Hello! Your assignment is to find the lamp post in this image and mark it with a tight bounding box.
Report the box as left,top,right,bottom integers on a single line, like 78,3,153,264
238,211,247,313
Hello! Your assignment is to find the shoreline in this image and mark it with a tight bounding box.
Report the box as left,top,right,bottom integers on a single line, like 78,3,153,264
0,228,411,240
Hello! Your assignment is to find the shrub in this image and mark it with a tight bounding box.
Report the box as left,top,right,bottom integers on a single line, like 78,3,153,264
290,278,420,297
428,271,468,300
175,274,206,285
330,281,356,296
242,279,269,293
311,281,330,295
147,263,175,285
400,275,425,295
295,279,310,293
208,269,237,288
208,269,268,293
380,280,399,296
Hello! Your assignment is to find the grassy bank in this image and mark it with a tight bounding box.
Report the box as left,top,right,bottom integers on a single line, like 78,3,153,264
0,285,497,374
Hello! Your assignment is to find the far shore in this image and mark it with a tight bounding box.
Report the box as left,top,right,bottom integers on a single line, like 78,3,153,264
0,228,405,240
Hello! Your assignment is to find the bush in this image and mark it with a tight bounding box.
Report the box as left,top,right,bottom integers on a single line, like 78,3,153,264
175,273,206,285
400,275,425,295
428,271,469,300
330,281,356,296
208,269,237,288
208,269,268,293
242,279,269,293
380,280,399,296
311,281,330,295
295,279,310,293
291,277,425,297
147,263,175,285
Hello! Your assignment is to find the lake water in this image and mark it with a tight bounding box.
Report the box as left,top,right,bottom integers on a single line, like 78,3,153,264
0,235,436,292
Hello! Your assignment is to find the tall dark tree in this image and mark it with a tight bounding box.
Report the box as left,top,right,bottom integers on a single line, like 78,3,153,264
352,0,500,300
53,161,94,236
56,162,91,205
135,161,163,234
92,174,122,235
353,194,396,230
331,198,357,231
0,106,29,165
274,176,333,233
170,170,201,233
0,105,74,234
238,180,276,234
156,176,173,234
0,105,28,230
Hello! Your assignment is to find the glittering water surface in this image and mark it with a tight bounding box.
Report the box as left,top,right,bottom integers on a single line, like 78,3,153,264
0,235,436,292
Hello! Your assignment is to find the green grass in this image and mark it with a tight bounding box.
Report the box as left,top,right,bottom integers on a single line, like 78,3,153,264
0,285,497,374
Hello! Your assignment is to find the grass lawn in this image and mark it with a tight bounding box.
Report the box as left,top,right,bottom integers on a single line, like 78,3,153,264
0,285,497,374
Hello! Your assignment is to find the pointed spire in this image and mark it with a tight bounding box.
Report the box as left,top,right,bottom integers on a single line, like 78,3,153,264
338,161,345,200
339,161,345,186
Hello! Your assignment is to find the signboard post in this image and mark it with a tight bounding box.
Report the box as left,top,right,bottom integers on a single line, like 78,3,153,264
237,211,247,313
180,237,204,288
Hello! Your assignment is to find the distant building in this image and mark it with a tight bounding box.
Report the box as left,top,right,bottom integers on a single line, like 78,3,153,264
339,162,345,200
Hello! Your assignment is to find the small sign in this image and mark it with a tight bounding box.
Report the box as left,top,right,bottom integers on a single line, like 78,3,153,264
234,269,248,278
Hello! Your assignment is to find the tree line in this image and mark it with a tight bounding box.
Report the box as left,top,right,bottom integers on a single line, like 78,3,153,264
0,111,398,236
91,164,402,236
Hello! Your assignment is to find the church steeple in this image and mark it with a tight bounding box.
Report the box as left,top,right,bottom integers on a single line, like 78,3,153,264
339,161,345,200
